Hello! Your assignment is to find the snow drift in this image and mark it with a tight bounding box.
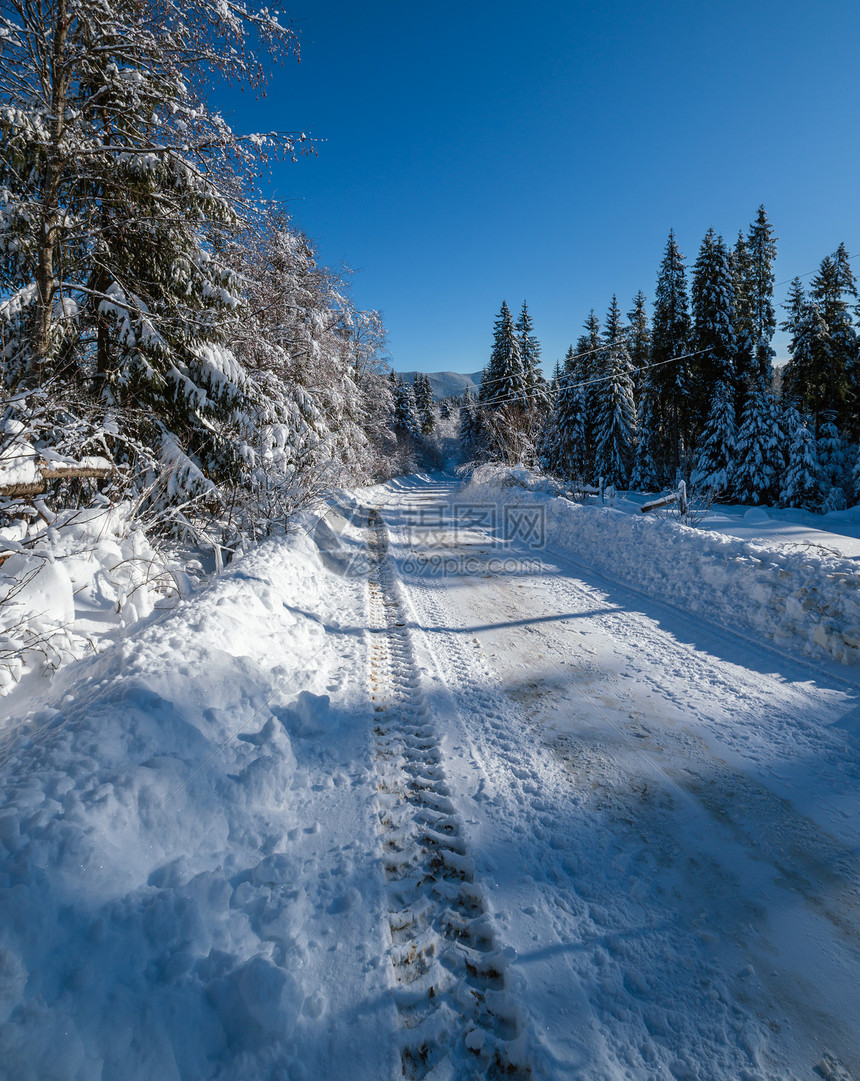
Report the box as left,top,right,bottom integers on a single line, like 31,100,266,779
463,464,860,666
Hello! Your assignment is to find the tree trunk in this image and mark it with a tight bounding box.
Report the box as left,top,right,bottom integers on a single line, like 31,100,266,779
32,0,69,376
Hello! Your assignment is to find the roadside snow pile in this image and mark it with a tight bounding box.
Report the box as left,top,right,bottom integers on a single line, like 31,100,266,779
0,502,188,694
0,513,388,1081
464,464,860,666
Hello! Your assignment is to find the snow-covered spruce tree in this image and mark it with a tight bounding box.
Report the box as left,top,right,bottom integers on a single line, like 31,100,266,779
690,380,736,498
574,310,603,479
228,214,392,528
459,387,489,462
690,228,737,441
746,205,778,386
0,0,298,517
629,381,663,491
780,420,823,511
731,229,756,401
809,244,857,432
478,300,534,462
783,292,830,425
480,301,526,409
593,296,635,488
414,373,436,435
627,290,650,397
540,347,588,481
650,230,692,478
516,300,550,418
732,384,777,504
817,414,847,510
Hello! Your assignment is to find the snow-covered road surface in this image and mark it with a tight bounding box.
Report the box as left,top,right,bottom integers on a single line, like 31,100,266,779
377,474,860,1079
1,471,858,1080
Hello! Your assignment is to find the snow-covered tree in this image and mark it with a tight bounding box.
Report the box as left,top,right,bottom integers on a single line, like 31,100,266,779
732,385,777,504
731,229,756,397
809,245,857,431
0,0,300,511
691,228,737,437
541,347,588,480
817,414,847,510
627,290,650,397
413,373,436,435
593,297,635,488
746,205,778,385
650,230,692,476
629,382,663,491
690,380,736,497
480,301,526,409
780,421,822,511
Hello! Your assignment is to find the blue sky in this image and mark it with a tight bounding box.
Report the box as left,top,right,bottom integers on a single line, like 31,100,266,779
221,0,860,374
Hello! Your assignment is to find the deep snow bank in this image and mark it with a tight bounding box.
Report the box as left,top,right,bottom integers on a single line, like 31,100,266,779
0,511,389,1081
463,465,860,666
0,502,192,694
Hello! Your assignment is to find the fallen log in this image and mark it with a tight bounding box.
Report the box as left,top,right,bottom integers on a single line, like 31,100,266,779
0,458,114,498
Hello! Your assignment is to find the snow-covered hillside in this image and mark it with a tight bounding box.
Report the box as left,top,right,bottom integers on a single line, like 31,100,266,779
1,472,858,1080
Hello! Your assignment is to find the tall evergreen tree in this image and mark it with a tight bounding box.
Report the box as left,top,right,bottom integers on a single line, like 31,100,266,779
629,385,663,491
0,0,298,503
746,205,778,385
780,421,822,511
690,228,737,437
650,230,692,477
732,386,777,504
414,373,435,435
809,244,857,430
627,291,651,397
574,309,603,478
480,301,527,409
541,351,588,481
690,380,736,497
593,296,636,487
731,229,756,398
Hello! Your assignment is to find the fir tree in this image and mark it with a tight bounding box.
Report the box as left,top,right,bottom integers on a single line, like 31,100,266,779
650,230,692,477
574,309,603,478
731,229,756,398
780,422,822,511
627,291,651,397
414,373,435,435
732,386,777,504
480,301,527,409
0,0,298,504
393,378,421,439
541,349,587,480
516,301,548,410
690,380,736,497
817,414,847,509
629,383,663,491
784,296,830,423
746,205,778,385
690,228,737,437
593,297,636,488
809,244,857,430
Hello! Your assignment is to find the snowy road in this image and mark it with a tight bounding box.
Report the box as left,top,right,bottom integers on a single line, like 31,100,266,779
372,474,860,1079
2,472,860,1081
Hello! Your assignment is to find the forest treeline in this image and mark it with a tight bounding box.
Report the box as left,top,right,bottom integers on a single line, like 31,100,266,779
459,209,860,511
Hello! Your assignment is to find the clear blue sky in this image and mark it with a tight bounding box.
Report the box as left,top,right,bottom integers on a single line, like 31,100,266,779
220,0,860,374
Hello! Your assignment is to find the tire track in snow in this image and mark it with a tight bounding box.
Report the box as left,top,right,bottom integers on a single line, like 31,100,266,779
367,509,532,1081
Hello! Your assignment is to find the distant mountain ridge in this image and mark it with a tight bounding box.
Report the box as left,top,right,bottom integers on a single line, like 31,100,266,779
399,370,483,401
